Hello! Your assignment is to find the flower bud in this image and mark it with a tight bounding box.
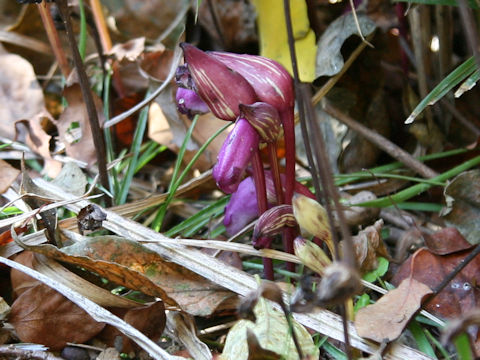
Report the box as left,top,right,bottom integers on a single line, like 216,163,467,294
213,118,260,194
239,102,282,143
180,43,257,121
175,88,209,118
292,193,334,256
209,52,294,112
294,237,331,276
252,205,296,246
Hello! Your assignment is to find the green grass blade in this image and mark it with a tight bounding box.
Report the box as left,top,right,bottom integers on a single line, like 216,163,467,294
77,0,87,59
409,320,437,359
164,196,230,237
406,57,477,124
352,154,480,207
455,69,480,98
455,333,474,360
116,94,150,205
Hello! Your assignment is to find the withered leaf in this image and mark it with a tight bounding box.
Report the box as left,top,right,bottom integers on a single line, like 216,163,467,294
77,204,107,234
349,219,389,274
99,301,166,353
8,283,105,350
392,247,480,319
18,235,235,316
355,278,432,342
425,227,473,255
246,328,282,360
0,159,20,194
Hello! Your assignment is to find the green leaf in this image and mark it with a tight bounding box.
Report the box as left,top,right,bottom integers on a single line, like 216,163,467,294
362,257,389,282
354,294,370,314
406,57,477,124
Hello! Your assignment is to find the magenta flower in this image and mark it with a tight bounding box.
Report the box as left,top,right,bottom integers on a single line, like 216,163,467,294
175,88,209,118
180,43,257,121
212,118,260,194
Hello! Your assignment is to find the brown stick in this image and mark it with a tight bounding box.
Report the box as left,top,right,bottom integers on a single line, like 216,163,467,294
37,2,70,77
323,102,439,179
56,0,111,205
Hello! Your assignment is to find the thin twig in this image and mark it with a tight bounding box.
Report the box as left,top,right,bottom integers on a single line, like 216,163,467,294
55,0,110,205
89,0,112,52
323,102,439,179
37,2,70,77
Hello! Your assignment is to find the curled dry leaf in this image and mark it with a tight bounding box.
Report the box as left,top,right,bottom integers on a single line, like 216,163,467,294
348,219,390,274
8,283,105,350
16,234,236,317
315,262,362,307
355,278,433,343
342,191,380,226
108,37,146,62
77,204,107,234
424,227,472,255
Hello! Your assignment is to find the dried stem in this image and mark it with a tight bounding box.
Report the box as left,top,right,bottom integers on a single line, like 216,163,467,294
37,2,70,77
56,0,111,206
323,102,439,179
89,0,112,52
252,151,273,280
457,0,480,70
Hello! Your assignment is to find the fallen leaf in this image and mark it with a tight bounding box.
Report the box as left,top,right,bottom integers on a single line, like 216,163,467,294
441,170,480,244
0,159,20,194
424,227,473,255
221,297,318,360
246,328,282,360
108,37,146,62
0,53,44,140
17,234,236,316
8,283,105,350
51,162,87,197
349,219,390,274
392,247,480,320
99,301,166,353
315,12,376,78
355,278,432,342
56,74,105,166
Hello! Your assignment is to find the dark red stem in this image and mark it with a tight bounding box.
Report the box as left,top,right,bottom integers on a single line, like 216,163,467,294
280,108,296,206
267,142,284,205
251,150,274,280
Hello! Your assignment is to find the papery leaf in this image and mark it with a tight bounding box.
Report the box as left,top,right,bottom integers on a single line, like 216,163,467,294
16,234,236,316
355,278,432,342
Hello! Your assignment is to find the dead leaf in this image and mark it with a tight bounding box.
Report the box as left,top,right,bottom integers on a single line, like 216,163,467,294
0,53,44,140
221,296,318,360
355,278,432,342
424,227,473,255
392,247,480,320
315,12,376,78
17,234,236,316
51,162,87,197
8,283,105,350
348,219,390,274
108,37,146,62
441,170,480,244
0,159,20,194
99,301,166,353
77,204,107,234
56,76,105,166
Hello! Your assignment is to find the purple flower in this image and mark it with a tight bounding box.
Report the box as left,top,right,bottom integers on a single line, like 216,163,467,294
180,43,257,121
224,176,259,236
213,117,260,194
175,88,209,118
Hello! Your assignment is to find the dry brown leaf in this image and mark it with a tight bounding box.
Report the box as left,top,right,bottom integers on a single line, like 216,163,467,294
8,283,105,350
355,278,432,342
349,219,390,274
0,159,20,194
0,53,44,140
108,37,146,62
18,235,236,316
99,301,166,353
56,76,105,166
